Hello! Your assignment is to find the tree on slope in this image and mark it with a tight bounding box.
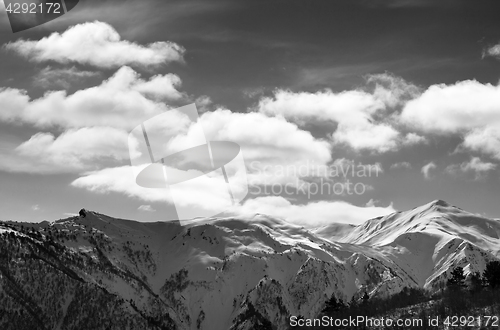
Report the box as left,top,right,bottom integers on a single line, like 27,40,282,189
447,266,465,289
483,260,500,289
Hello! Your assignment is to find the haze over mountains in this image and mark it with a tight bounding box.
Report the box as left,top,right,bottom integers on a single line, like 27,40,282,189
0,200,499,330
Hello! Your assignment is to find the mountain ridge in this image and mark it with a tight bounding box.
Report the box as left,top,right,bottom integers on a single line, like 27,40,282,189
0,200,499,329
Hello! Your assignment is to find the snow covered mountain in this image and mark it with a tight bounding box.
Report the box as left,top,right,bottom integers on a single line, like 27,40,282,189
0,200,499,330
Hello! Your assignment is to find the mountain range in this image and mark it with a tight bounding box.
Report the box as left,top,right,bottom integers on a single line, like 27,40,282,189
0,199,499,329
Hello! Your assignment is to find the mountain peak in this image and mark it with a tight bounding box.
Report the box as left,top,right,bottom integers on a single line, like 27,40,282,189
429,199,450,207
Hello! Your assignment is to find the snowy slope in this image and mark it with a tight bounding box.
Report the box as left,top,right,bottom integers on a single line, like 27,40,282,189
316,200,500,288
1,200,499,330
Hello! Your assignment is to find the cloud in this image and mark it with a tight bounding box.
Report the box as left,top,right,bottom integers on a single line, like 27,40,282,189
401,80,500,133
483,43,500,59
33,66,99,89
31,204,40,211
5,21,185,68
403,132,427,146
22,126,127,157
71,166,171,202
201,109,331,164
390,161,412,169
199,109,332,186
445,157,496,180
461,127,500,160
0,83,330,179
237,196,396,226
71,165,245,217
70,108,333,198
0,127,131,173
401,80,500,159
334,123,400,152
63,105,335,219
461,157,496,173
68,109,334,212
0,66,194,175
366,72,421,108
258,89,379,125
0,66,183,129
132,73,184,101
257,89,398,152
138,205,156,212
194,95,213,113
331,158,384,176
257,74,422,153
421,161,436,180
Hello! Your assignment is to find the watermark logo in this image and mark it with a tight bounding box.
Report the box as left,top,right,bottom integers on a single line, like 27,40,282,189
4,0,79,33
247,160,381,199
128,104,248,219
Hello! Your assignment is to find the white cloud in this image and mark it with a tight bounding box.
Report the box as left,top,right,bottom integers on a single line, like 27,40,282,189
421,161,436,180
138,205,156,212
401,80,500,133
483,43,500,59
365,199,379,207
71,166,170,202
70,109,333,201
5,21,184,68
0,66,183,129
257,75,422,153
72,166,396,226
390,161,412,169
236,196,396,226
0,127,130,173
199,109,332,186
461,157,496,172
366,72,421,108
258,89,382,125
31,204,40,211
401,80,500,160
201,109,331,164
461,127,500,160
403,132,427,146
403,81,500,152
17,127,130,161
333,123,400,152
0,85,330,180
446,157,496,180
34,66,99,89
68,108,335,213
71,165,245,217
132,73,184,100
257,89,400,152
26,126,126,155
194,95,213,113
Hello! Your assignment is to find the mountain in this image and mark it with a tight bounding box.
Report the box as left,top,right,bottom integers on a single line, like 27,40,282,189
0,200,499,330
316,200,500,288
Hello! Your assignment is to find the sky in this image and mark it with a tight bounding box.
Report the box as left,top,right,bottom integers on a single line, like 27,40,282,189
1,0,500,226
